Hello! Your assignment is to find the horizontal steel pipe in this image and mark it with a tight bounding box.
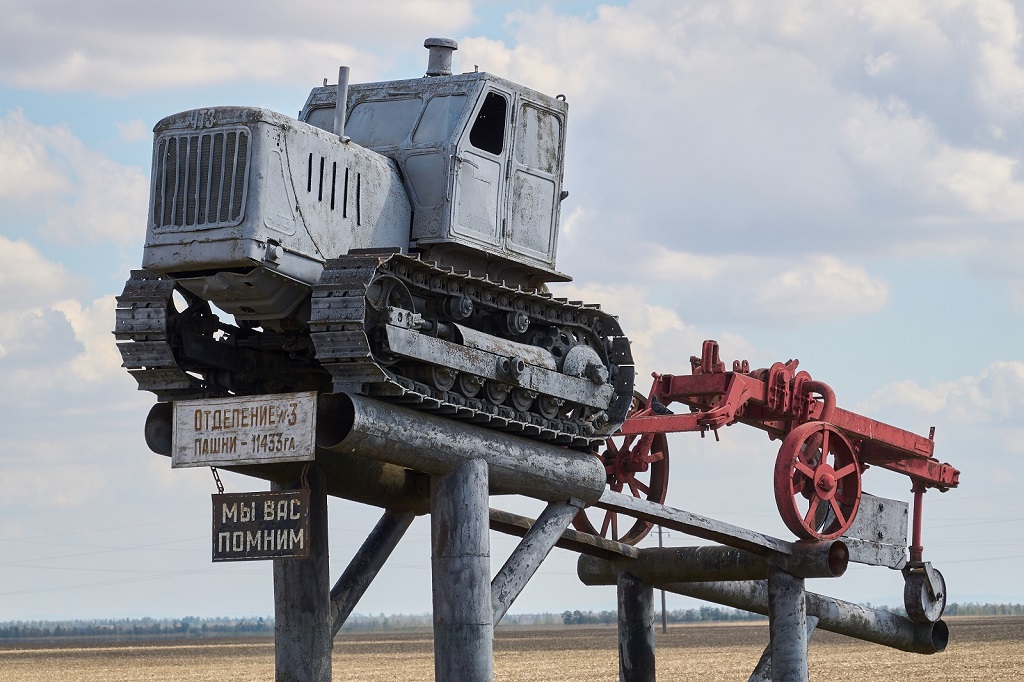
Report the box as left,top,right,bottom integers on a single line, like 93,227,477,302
580,548,767,586
578,542,847,587
579,559,945,654
145,403,430,514
780,541,849,578
317,394,607,505
661,578,945,655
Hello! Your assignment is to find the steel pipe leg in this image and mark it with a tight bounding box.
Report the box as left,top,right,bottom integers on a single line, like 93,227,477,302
273,467,332,682
331,510,416,636
491,499,582,626
748,615,818,682
767,565,808,682
431,459,493,682
618,572,656,682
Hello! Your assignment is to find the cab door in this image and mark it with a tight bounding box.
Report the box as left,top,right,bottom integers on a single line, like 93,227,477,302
451,88,512,249
504,96,565,268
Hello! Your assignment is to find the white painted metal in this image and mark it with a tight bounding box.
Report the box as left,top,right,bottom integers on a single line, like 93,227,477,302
142,106,413,320
577,541,848,586
317,393,607,504
331,510,415,636
431,459,493,681
490,500,581,626
767,566,809,682
334,66,350,138
273,469,332,682
842,493,909,569
748,616,818,682
172,391,317,467
617,572,656,682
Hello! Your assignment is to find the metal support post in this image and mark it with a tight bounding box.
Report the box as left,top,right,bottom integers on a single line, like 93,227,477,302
748,616,818,682
767,565,808,682
491,499,582,626
618,572,656,682
274,467,331,682
431,459,493,682
331,510,416,636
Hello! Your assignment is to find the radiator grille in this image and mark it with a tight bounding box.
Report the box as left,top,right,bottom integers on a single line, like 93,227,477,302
152,128,250,228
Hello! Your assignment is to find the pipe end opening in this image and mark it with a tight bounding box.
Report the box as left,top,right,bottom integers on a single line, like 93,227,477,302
145,402,173,456
316,392,356,449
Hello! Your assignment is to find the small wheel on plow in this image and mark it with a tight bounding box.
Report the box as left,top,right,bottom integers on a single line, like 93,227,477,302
572,393,669,545
904,566,946,624
774,421,861,541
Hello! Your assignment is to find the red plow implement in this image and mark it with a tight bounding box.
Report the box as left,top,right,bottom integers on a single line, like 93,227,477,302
574,340,960,622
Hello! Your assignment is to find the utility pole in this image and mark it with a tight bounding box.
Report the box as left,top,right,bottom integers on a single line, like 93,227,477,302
658,525,667,634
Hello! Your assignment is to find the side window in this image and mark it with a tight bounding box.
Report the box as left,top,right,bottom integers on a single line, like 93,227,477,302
413,94,467,144
516,104,561,174
469,92,507,155
304,107,335,132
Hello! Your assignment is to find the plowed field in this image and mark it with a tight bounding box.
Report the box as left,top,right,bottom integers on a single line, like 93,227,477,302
0,616,1019,680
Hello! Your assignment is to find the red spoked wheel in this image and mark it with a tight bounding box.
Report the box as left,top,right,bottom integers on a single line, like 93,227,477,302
572,393,669,545
774,421,861,541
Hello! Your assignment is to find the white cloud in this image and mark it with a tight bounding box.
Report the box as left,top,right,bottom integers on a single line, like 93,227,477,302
0,110,70,199
116,119,150,143
52,296,124,383
0,237,132,402
0,1,474,93
0,235,76,308
459,0,1024,300
0,110,148,243
859,360,1024,425
560,218,890,325
864,50,899,76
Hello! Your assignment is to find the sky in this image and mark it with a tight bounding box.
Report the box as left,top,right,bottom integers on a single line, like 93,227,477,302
1,0,1022,622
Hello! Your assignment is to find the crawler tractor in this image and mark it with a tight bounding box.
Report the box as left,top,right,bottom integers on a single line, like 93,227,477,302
115,39,635,449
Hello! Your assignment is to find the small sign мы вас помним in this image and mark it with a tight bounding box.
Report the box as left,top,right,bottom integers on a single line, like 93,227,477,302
172,391,317,468
212,490,311,561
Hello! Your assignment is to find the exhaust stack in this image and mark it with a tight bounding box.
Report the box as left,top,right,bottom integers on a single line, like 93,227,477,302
424,37,458,76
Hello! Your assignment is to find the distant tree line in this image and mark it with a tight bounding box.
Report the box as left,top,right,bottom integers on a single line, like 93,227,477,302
341,612,563,630
561,606,766,625
1,603,1020,640
943,603,1024,617
0,616,272,641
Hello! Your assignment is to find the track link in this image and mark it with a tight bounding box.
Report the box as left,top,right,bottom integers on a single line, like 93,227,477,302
114,270,221,401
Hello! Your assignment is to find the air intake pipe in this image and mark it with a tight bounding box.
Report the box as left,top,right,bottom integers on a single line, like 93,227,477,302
334,66,350,138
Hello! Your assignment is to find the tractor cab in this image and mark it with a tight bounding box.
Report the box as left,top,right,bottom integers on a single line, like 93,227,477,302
299,40,570,288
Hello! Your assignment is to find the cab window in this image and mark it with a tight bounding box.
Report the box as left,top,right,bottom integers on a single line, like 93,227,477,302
345,98,422,148
469,92,507,155
413,94,468,144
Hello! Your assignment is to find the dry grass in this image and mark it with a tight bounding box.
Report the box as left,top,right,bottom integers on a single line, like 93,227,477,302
0,616,1020,680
